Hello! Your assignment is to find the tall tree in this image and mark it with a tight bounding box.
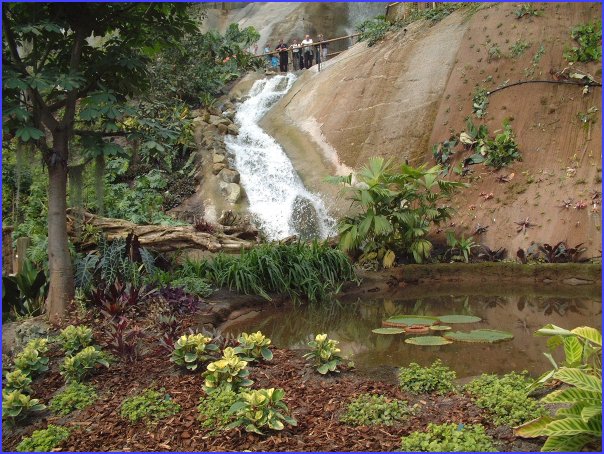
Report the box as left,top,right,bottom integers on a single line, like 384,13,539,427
2,2,196,322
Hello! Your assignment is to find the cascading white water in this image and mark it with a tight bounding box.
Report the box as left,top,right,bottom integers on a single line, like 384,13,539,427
224,74,336,240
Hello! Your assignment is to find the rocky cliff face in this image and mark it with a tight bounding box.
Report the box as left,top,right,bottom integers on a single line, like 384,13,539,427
265,2,602,257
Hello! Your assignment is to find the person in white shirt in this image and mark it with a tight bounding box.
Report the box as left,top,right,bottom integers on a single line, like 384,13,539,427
290,38,302,70
301,34,314,69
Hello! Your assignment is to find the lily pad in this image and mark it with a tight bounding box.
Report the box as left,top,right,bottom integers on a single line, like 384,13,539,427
444,329,514,343
430,325,452,331
372,327,405,335
404,336,453,346
383,315,439,328
437,315,482,324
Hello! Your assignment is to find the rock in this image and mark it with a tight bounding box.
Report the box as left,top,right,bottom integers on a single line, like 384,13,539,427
213,153,226,164
209,115,222,125
194,169,204,182
219,182,242,203
289,196,320,240
223,101,235,111
217,123,228,135
14,317,50,351
212,163,227,175
223,110,236,120
265,70,277,76
208,107,222,117
218,168,240,184
218,210,239,226
227,124,239,135
562,277,593,286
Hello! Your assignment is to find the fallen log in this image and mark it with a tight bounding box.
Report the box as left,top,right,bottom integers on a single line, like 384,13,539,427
66,210,259,253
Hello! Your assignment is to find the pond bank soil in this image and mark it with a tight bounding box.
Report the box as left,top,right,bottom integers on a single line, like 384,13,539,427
2,346,542,452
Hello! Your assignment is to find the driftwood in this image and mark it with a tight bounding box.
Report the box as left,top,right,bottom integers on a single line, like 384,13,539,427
66,210,258,253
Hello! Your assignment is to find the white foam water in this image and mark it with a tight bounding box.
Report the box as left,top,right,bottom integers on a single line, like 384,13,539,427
225,74,336,240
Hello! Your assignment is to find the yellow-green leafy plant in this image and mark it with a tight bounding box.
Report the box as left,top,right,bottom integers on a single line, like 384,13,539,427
120,388,181,424
234,331,273,362
515,325,601,452
16,424,71,452
13,342,49,377
60,346,109,382
198,387,239,435
398,359,456,395
340,394,417,426
3,369,32,394
401,422,497,452
303,333,344,374
2,390,46,423
203,347,253,391
50,382,97,416
58,325,94,355
227,388,297,434
171,333,219,371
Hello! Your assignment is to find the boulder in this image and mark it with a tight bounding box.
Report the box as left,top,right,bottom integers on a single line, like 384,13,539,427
209,115,222,125
222,101,235,111
213,153,226,164
223,110,236,120
227,124,239,135
212,163,227,175
218,168,240,184
217,123,228,135
208,107,222,117
289,196,320,240
219,182,242,203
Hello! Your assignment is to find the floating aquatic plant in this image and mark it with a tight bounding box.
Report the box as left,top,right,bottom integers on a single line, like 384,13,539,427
437,315,481,324
383,316,439,328
372,328,405,335
445,329,513,343
404,336,453,346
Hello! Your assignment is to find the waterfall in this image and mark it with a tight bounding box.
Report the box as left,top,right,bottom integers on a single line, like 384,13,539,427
224,74,336,241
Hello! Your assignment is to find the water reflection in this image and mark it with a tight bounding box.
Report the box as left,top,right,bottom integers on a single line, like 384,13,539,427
222,294,601,380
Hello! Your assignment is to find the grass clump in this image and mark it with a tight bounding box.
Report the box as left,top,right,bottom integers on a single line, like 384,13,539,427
50,382,97,416
464,371,546,427
340,394,416,426
564,22,602,62
401,422,497,452
509,39,531,58
198,387,239,435
16,424,71,452
120,388,181,424
398,359,456,395
357,16,392,47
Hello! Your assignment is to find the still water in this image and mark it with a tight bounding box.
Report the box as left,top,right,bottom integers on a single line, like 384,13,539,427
223,292,601,381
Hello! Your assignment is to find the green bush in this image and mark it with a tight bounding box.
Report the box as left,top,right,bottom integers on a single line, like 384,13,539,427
465,371,546,427
170,276,213,298
564,22,602,62
398,359,456,395
2,390,45,422
340,394,416,426
198,387,239,435
234,331,273,362
329,159,465,263
357,16,392,47
227,388,297,435
120,388,181,424
171,333,219,371
13,341,49,378
58,325,94,355
49,382,97,416
303,333,344,374
16,424,70,452
203,347,252,392
60,346,109,382
401,422,497,452
3,369,32,394
199,241,356,304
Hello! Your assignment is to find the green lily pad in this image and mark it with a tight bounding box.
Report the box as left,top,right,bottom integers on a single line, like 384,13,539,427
437,315,482,324
430,325,452,331
404,336,453,346
444,329,514,343
384,315,439,327
372,327,405,335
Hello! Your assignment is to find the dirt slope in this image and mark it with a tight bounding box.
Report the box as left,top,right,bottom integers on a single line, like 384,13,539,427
267,2,602,257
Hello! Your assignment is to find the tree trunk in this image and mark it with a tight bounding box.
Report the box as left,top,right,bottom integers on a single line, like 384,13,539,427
46,131,75,323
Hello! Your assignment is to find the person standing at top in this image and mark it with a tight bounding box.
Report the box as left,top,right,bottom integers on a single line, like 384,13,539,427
301,34,314,69
276,39,289,73
290,38,302,70
318,33,328,62
264,43,271,66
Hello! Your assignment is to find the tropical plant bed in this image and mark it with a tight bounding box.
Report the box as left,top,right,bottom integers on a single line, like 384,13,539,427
2,344,545,452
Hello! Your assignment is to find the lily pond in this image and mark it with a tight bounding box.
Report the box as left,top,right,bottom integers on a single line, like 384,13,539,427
223,290,601,381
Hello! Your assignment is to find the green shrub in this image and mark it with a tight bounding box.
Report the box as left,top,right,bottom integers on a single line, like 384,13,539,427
3,369,32,394
357,16,392,47
60,346,109,382
13,342,49,378
398,359,456,395
2,390,45,422
49,382,97,416
401,422,497,452
472,87,489,119
465,371,546,427
462,119,521,170
329,159,465,264
203,347,253,391
171,333,219,371
509,40,531,58
198,387,239,435
16,424,70,452
120,388,181,424
234,331,273,362
564,22,602,62
58,325,93,355
340,394,416,426
303,333,344,374
171,276,213,298
227,388,297,434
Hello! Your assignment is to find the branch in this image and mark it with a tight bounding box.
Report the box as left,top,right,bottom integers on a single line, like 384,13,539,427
487,79,602,96
72,129,131,138
63,27,87,126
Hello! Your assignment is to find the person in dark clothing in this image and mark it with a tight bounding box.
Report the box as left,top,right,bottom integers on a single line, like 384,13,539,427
276,39,289,73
